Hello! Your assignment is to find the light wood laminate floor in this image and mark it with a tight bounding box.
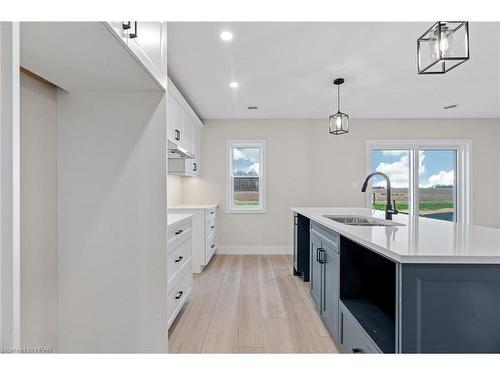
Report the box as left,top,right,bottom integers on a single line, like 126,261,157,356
168,254,338,353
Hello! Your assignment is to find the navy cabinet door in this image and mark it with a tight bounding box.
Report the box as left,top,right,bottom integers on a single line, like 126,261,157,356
401,263,500,353
310,234,322,311
322,243,340,341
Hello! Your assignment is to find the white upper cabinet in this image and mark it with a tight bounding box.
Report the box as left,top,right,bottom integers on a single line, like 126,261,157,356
167,92,184,144
181,110,194,152
192,122,202,176
167,78,204,177
106,22,167,90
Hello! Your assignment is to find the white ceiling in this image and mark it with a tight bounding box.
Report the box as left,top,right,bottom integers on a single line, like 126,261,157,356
167,22,500,120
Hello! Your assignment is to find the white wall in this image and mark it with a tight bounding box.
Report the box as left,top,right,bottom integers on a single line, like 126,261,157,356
20,72,58,351
57,91,168,353
0,22,21,349
167,175,184,206
181,119,500,252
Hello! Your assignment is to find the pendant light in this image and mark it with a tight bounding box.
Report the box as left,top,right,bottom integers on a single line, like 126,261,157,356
417,21,469,74
329,78,349,135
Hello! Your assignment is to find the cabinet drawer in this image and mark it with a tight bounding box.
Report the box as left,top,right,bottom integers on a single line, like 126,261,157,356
206,208,217,221
167,237,192,286
206,233,217,264
339,302,381,354
168,219,192,242
311,223,339,253
168,266,192,328
206,216,216,238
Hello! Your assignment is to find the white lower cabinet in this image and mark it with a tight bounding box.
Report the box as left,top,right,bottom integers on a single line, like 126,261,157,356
168,205,218,273
167,215,194,328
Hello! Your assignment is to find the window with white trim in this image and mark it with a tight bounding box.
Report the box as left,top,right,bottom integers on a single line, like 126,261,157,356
227,140,266,213
366,140,471,223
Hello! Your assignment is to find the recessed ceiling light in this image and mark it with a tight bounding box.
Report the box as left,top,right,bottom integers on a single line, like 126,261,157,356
443,104,458,109
230,81,239,88
220,31,233,41
248,106,258,110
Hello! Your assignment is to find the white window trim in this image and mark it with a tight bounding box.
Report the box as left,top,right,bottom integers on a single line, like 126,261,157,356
365,139,472,224
226,140,266,214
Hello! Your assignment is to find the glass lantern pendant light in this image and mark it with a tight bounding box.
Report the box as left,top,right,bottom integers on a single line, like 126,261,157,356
329,78,349,135
417,21,469,74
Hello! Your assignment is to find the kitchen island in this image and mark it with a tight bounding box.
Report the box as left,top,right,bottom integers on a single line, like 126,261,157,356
292,207,500,353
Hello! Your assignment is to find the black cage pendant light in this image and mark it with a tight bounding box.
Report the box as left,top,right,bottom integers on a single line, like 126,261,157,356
417,21,469,74
329,78,349,135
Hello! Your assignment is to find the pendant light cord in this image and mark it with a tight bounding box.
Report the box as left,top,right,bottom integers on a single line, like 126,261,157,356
337,84,340,112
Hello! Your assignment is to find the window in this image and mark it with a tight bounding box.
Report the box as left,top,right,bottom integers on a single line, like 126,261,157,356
366,140,471,223
227,140,266,213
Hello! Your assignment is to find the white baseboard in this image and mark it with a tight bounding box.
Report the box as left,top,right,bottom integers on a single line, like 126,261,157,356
216,245,293,255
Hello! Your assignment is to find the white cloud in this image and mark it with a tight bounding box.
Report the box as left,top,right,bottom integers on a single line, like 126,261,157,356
233,148,245,160
418,150,426,175
233,147,259,162
247,162,260,175
373,151,426,188
427,170,454,186
375,154,410,188
381,150,407,156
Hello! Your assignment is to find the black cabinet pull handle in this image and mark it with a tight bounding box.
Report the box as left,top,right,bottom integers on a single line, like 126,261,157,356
318,248,326,264
210,225,215,229
174,291,183,300
174,229,183,235
122,21,137,39
193,162,197,172
352,348,363,353
174,256,184,263
174,129,181,141
211,244,215,249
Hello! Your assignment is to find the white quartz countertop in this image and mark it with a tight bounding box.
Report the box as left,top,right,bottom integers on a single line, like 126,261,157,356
292,207,500,264
168,213,194,227
169,204,218,210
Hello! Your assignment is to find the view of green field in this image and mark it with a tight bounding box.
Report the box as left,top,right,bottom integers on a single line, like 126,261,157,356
371,187,455,221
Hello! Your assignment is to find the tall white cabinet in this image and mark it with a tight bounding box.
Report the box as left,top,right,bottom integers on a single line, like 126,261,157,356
1,21,170,353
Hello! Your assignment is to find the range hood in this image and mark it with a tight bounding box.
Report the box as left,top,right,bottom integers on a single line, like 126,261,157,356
168,140,195,159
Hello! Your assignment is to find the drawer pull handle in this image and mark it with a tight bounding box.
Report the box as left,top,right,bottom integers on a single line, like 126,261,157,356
174,229,184,235
174,291,184,300
174,256,184,263
174,129,181,141
352,348,363,354
210,225,215,229
210,211,214,214
122,21,138,39
210,244,215,249
318,248,326,264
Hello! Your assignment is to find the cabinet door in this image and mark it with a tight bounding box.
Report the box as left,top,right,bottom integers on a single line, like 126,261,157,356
181,111,193,152
310,234,322,311
106,22,167,87
172,97,184,145
128,22,166,85
322,243,340,341
192,123,202,176
167,92,177,143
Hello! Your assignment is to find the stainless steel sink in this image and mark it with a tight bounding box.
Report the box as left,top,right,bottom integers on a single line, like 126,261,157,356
324,215,405,227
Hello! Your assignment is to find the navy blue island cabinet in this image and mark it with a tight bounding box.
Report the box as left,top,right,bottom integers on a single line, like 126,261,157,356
307,221,500,354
